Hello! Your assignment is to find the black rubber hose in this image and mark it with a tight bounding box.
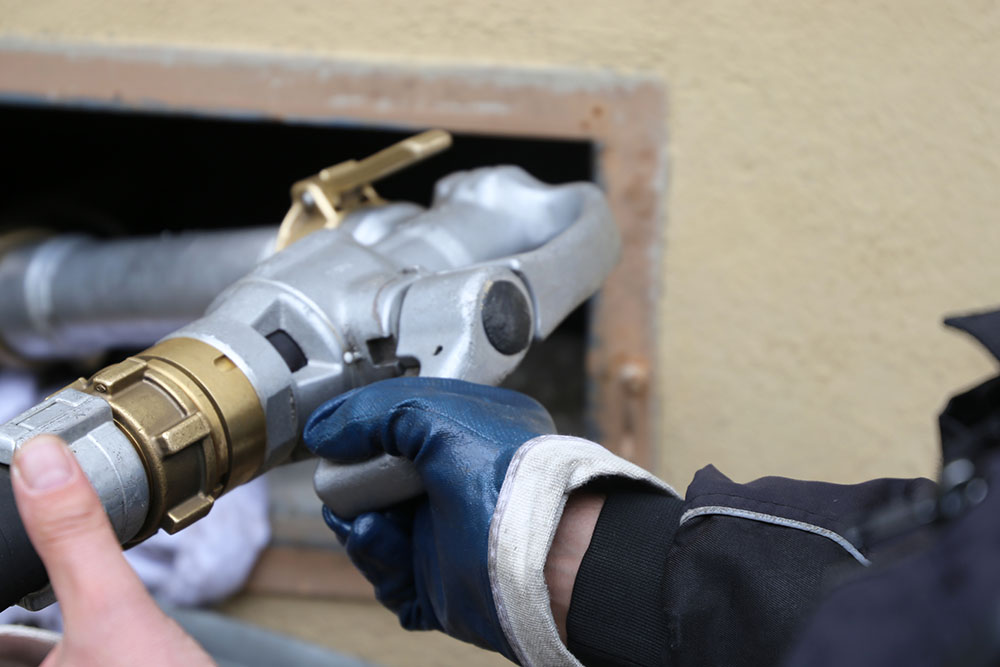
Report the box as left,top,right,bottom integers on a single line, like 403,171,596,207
0,465,49,610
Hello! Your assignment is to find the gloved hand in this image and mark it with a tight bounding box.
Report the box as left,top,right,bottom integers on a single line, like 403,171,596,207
303,377,556,660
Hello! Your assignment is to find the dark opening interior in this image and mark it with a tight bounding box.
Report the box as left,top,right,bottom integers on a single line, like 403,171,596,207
0,102,595,436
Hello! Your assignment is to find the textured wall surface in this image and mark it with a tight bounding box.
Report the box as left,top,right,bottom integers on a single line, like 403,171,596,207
2,1,999,486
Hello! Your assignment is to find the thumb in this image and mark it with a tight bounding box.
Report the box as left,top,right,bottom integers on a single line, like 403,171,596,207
11,435,153,622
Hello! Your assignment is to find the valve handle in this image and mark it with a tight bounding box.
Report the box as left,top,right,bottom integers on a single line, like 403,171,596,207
275,130,452,251
313,454,424,519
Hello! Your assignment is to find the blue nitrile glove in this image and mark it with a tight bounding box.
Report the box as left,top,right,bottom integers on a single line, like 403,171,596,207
303,377,556,661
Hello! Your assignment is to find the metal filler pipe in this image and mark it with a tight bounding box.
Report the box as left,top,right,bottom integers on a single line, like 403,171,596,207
0,131,621,611
0,227,277,363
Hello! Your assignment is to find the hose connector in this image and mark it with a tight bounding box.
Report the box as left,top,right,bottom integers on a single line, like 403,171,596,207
71,337,267,543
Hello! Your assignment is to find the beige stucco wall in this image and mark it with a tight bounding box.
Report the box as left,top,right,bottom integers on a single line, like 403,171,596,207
2,1,999,487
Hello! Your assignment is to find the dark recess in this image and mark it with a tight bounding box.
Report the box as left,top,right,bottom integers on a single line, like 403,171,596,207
0,102,596,436
265,330,308,374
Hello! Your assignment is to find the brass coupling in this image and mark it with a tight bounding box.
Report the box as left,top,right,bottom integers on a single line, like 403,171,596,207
70,338,266,544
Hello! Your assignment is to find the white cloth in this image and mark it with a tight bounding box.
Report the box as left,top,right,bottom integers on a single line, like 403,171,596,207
488,435,679,667
0,372,271,630
124,475,270,607
0,371,41,424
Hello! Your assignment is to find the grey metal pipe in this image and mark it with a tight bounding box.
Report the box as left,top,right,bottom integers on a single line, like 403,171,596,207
0,227,276,361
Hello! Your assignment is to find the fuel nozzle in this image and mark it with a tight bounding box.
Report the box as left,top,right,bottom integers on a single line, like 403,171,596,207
0,131,621,612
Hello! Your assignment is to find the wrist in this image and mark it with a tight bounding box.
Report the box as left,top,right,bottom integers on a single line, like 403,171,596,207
544,492,605,642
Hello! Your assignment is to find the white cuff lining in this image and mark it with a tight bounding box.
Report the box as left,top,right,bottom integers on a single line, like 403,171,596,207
487,435,677,667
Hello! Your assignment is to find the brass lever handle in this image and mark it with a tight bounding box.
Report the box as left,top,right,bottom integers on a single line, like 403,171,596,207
275,129,453,251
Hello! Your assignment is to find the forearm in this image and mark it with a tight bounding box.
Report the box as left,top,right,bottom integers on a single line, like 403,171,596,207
487,435,678,666
534,464,935,667
544,493,605,642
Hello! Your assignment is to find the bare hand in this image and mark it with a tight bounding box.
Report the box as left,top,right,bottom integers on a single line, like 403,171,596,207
11,435,214,667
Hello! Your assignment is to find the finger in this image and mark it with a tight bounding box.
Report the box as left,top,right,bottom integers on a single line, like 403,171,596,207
303,377,476,459
321,505,351,543
322,502,417,543
344,511,416,614
302,386,378,462
304,377,556,463
11,435,153,623
301,377,485,460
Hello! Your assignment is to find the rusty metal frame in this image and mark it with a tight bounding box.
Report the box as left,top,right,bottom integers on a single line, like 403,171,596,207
0,38,667,596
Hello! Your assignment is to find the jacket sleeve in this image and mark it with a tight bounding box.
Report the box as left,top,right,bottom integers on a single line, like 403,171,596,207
486,434,935,667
